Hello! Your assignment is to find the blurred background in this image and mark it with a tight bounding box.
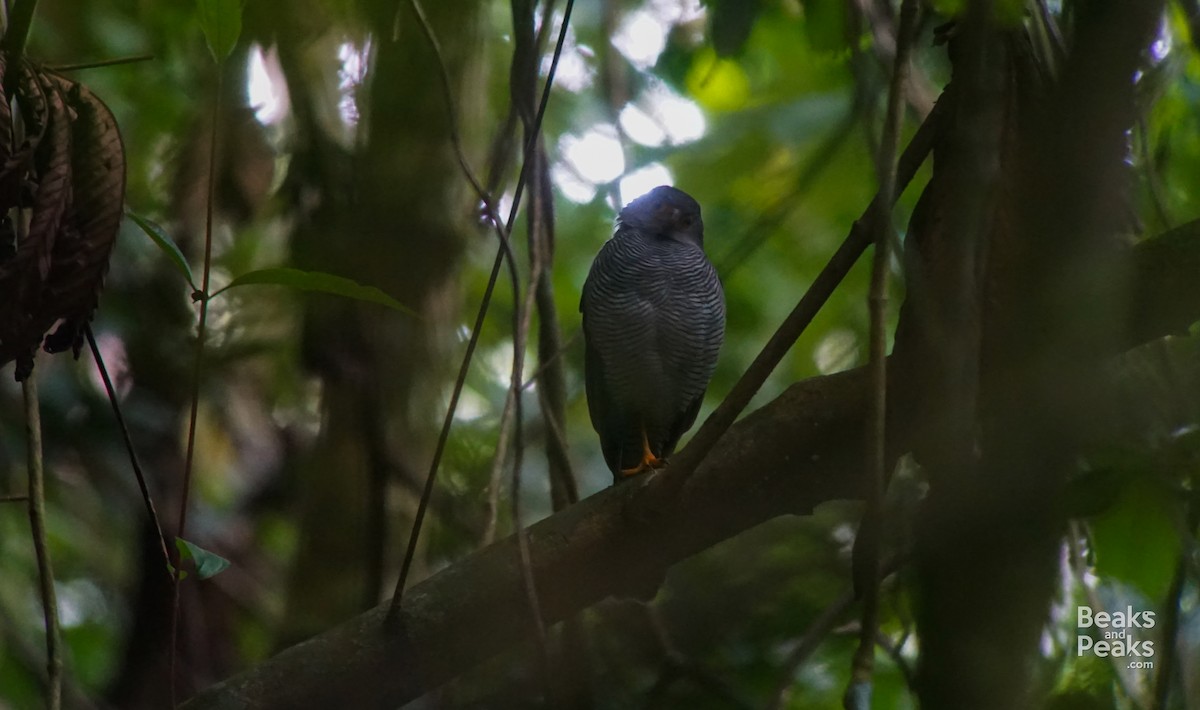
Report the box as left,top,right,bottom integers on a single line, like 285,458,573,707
0,0,1198,708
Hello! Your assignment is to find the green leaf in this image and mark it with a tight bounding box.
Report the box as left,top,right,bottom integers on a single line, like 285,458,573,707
196,0,242,62
211,267,417,317
1089,483,1181,600
127,212,196,289
175,538,231,580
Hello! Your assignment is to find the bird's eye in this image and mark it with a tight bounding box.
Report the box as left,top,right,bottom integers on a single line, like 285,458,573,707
679,215,693,228
653,200,665,212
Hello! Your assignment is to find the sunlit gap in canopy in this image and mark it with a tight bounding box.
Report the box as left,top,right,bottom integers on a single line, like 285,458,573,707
1149,20,1172,64
56,579,110,630
86,332,132,401
620,80,706,146
448,340,532,424
561,125,625,183
452,387,489,422
539,13,594,92
548,1,707,205
613,0,706,69
338,37,372,130
247,43,289,126
619,163,674,205
618,104,666,147
551,85,705,205
1133,17,1172,86
552,125,624,203
1126,17,1172,169
613,10,667,70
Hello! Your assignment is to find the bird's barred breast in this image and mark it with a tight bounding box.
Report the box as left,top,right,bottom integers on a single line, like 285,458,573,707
583,231,725,419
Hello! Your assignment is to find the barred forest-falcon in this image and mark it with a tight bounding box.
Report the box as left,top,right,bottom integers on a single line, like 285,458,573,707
581,185,726,480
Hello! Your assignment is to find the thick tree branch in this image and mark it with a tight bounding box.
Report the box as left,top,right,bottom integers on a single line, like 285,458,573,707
183,218,1200,710
185,366,868,710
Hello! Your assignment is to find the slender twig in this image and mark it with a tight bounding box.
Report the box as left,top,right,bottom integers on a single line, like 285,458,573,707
407,0,513,243
503,7,564,679
645,98,940,502
520,328,580,392
874,630,917,695
2,11,60,698
1,493,28,502
510,198,550,663
770,554,906,709
405,0,525,546
178,73,222,556
658,662,757,710
0,602,98,710
766,591,856,710
1033,0,1066,62
1,0,38,95
172,65,224,708
639,603,755,710
527,118,577,512
389,208,504,615
1152,502,1196,709
498,4,558,683
716,106,860,277
849,0,917,704
483,392,517,544
480,263,523,548
476,0,555,200
850,0,936,118
85,326,172,579
496,267,580,571
48,54,155,72
24,374,62,710
1152,557,1185,709
387,0,577,623
536,392,576,504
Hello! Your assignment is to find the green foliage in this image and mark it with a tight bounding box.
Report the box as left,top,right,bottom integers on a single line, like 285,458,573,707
174,538,232,580
211,267,418,316
128,211,196,289
1089,481,1182,601
195,0,242,62
1047,652,1120,710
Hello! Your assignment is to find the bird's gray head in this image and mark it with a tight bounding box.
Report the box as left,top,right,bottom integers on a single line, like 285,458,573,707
617,185,705,247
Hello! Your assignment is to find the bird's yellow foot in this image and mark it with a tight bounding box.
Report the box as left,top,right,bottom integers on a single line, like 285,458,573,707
620,430,664,477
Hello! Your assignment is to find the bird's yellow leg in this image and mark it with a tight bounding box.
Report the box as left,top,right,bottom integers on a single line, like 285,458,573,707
620,427,663,477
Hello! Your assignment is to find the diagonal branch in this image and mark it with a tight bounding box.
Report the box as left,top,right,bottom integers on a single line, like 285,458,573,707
180,208,1200,710
387,0,574,619
183,360,872,710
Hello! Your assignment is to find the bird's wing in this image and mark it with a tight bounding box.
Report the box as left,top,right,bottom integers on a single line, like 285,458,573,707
659,256,725,456
583,333,624,474
582,245,633,475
